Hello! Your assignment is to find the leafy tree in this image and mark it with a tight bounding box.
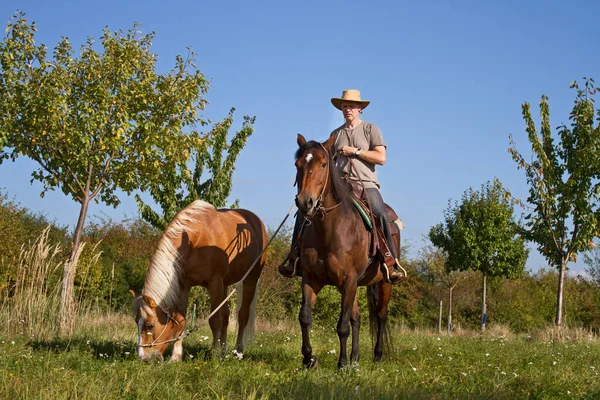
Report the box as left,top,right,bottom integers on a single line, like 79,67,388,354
136,108,255,230
508,78,600,327
0,12,209,334
429,180,528,332
584,244,600,287
420,243,468,333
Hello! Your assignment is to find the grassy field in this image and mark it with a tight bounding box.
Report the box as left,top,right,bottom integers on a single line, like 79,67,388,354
1,314,599,399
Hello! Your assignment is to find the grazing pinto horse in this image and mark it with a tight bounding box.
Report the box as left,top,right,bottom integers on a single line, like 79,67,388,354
294,133,398,369
131,200,267,362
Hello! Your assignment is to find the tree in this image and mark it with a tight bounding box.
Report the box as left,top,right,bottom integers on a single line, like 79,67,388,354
0,12,210,334
429,180,528,332
584,244,600,287
135,108,255,230
508,78,600,327
420,244,468,333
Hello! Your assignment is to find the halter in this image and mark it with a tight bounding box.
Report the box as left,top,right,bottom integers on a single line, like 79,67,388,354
138,305,183,348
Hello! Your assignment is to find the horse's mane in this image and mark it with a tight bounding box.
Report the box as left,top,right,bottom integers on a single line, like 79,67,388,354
296,140,353,211
142,200,214,311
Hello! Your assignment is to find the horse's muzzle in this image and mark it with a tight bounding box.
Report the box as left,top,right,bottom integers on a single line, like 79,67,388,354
139,348,164,363
296,194,316,217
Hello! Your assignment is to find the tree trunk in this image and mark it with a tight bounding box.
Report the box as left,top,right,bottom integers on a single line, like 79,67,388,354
555,259,567,328
59,196,90,336
448,285,454,334
480,273,487,333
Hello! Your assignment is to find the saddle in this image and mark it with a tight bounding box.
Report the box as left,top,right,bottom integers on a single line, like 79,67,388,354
346,178,403,267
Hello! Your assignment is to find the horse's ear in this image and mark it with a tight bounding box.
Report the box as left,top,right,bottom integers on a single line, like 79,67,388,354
322,133,336,153
297,134,306,147
142,294,157,308
129,289,139,298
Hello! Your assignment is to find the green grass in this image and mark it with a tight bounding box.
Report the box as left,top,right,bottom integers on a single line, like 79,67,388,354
1,315,600,399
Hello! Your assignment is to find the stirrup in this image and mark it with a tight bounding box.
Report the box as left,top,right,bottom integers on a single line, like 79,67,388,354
382,259,407,284
278,257,300,278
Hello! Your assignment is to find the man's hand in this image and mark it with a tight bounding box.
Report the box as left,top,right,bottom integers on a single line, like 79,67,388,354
339,146,359,157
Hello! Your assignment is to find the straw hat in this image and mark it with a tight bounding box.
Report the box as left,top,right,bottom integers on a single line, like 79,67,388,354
330,89,370,110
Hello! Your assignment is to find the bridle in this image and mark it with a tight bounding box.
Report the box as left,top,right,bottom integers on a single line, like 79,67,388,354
138,305,184,348
297,143,342,219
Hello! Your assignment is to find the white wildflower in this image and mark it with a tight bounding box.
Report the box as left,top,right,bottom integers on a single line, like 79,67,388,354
412,367,417,372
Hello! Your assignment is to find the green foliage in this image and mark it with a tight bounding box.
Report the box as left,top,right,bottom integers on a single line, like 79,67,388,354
489,270,557,331
508,78,600,268
0,11,213,330
508,77,600,326
81,217,160,310
0,190,69,294
0,12,210,208
136,109,256,230
429,179,528,279
584,244,600,286
0,190,69,266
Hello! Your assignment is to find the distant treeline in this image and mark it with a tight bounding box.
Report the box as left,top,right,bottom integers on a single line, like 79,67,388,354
1,190,599,332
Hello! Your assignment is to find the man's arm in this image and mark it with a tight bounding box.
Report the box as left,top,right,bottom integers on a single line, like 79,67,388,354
339,145,386,165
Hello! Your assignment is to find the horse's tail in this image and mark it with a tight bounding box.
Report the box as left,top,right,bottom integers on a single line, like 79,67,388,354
367,283,392,358
237,278,260,345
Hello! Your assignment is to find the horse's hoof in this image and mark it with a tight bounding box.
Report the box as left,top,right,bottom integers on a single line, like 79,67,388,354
304,355,318,369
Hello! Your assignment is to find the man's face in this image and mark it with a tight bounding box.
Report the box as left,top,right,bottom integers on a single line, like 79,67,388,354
340,101,362,122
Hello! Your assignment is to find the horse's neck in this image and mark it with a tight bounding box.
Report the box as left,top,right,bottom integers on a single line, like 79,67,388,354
317,191,357,234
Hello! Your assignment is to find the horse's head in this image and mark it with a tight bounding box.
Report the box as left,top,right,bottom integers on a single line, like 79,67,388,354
294,133,337,217
130,290,184,362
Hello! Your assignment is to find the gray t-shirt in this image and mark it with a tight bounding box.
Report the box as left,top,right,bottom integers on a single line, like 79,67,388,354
331,121,385,189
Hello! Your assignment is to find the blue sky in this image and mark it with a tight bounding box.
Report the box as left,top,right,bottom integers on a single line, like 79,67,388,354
1,0,597,273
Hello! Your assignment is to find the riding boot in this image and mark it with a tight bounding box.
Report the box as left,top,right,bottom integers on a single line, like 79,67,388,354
381,258,407,285
278,245,302,278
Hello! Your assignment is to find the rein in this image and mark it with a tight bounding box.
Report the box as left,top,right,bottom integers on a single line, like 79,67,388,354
138,203,297,349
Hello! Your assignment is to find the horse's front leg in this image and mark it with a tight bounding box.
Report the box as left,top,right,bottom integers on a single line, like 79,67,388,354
171,331,185,362
299,278,322,369
171,286,190,362
350,295,360,363
337,276,358,369
374,280,392,362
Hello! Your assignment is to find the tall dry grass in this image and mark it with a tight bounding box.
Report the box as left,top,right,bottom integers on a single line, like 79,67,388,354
0,227,102,339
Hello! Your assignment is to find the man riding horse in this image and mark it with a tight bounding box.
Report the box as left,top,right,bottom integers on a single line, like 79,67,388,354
279,89,405,284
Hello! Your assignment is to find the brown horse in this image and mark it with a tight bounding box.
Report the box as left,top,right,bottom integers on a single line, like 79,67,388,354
293,133,398,369
131,200,267,362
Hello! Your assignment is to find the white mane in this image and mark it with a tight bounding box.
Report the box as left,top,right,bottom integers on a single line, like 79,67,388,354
142,200,215,310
